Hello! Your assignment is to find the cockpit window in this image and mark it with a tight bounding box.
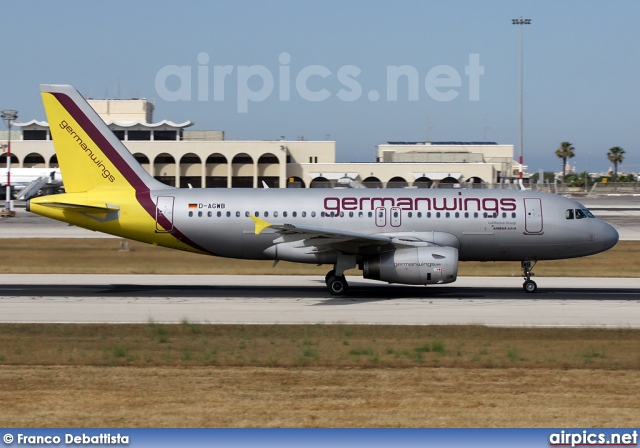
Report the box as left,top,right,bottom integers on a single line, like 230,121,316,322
568,208,595,219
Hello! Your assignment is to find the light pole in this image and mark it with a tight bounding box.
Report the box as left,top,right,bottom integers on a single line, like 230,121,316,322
1,109,18,217
585,152,590,193
512,17,531,188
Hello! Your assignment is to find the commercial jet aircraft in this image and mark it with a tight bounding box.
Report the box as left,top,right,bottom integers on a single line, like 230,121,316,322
1,167,62,199
27,85,619,295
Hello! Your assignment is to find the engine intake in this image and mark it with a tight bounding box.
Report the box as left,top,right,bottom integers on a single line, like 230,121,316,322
363,246,458,285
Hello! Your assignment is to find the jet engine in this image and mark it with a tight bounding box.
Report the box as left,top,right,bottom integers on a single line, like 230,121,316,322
362,246,458,285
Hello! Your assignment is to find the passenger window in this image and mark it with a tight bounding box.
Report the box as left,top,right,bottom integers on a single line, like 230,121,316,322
245,211,250,217
207,211,212,217
311,212,316,217
358,211,363,218
255,212,259,217
436,212,441,218
292,211,297,217
566,209,574,219
512,213,516,218
455,212,460,218
264,212,269,218
502,213,507,218
198,211,202,217
408,212,413,218
274,211,278,217
302,211,306,217
445,212,450,218
349,212,354,218
474,212,479,218
188,211,193,217
427,212,431,218
464,212,469,218
283,211,287,218
417,212,422,218
217,211,222,217
236,211,241,217
226,211,231,217
368,212,372,218
340,212,344,217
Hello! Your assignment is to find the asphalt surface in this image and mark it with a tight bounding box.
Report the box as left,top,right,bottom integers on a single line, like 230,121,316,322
0,196,638,327
1,275,639,327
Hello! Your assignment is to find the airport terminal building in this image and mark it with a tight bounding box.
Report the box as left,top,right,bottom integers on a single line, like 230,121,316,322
3,98,523,189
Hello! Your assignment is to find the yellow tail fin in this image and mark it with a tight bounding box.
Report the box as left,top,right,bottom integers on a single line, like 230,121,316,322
40,84,164,193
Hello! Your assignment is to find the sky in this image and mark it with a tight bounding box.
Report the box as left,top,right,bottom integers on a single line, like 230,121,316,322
2,0,639,174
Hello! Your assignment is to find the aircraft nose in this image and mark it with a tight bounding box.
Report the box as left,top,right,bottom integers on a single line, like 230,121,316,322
599,220,619,250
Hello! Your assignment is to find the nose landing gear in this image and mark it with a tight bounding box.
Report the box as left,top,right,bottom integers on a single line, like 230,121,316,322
521,260,537,293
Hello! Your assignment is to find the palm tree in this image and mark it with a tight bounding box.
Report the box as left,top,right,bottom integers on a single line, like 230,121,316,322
606,146,625,182
555,142,575,184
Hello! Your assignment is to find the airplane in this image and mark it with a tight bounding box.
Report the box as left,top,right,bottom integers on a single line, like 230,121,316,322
0,167,63,199
27,84,619,295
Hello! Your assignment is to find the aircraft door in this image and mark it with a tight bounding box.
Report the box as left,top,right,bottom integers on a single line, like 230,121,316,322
524,198,543,234
156,196,175,233
375,207,386,227
391,207,401,227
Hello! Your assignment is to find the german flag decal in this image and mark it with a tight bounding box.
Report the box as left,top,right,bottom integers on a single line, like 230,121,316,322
188,203,198,209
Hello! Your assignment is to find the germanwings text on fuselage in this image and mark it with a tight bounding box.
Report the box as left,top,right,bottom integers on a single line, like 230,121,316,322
323,193,517,214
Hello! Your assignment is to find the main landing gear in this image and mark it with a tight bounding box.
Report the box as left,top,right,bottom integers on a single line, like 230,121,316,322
325,270,348,295
325,255,357,295
521,260,537,293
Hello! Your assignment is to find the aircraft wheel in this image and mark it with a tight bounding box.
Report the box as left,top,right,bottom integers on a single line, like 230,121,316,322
325,270,336,283
327,276,348,296
523,280,537,293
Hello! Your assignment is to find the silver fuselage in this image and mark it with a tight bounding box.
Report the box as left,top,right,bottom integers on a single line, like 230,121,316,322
152,188,618,263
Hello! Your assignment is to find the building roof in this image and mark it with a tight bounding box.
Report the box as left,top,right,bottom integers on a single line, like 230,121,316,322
386,141,499,145
13,120,194,129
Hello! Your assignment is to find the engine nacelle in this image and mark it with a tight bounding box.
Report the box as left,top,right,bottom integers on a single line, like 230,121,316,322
363,246,458,285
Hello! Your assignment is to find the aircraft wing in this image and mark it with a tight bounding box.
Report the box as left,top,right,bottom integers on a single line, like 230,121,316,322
250,215,436,254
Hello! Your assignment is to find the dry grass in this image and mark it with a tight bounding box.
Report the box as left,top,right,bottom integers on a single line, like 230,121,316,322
1,324,640,427
0,238,637,277
0,324,638,369
2,366,639,427
1,240,638,427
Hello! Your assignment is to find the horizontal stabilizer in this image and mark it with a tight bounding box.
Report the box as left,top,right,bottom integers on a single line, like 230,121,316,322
32,200,120,213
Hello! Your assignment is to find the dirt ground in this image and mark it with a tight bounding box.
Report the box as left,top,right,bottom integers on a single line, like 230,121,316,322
1,324,639,427
1,366,638,427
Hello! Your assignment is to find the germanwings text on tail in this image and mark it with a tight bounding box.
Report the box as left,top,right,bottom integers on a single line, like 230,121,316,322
28,84,619,295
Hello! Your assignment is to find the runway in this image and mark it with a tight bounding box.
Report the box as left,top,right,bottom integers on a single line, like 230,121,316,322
1,275,639,327
1,196,638,328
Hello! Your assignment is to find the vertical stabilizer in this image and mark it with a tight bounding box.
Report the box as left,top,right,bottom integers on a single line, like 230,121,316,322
40,84,165,193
